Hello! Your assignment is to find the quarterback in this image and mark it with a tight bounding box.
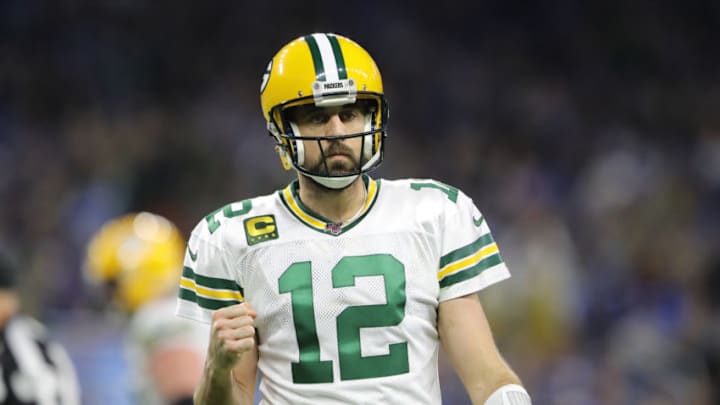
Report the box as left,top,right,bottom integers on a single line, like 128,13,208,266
177,33,531,405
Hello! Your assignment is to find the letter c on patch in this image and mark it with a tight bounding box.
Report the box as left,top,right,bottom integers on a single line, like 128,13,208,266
246,215,275,237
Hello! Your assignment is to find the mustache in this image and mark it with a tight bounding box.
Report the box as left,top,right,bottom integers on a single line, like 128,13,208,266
305,141,362,175
322,143,355,157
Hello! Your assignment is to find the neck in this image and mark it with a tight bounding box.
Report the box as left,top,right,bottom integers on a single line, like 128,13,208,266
297,175,366,223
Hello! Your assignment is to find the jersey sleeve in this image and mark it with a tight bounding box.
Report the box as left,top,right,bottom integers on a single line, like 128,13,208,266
132,298,209,355
437,189,510,302
176,217,245,324
129,298,209,402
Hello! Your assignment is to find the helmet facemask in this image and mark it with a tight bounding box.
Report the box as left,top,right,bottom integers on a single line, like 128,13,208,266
268,94,387,189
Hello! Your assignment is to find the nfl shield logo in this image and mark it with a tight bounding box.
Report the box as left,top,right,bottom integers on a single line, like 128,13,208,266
325,222,343,235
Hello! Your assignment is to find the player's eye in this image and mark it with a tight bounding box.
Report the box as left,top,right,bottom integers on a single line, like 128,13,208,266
307,113,328,124
339,109,361,122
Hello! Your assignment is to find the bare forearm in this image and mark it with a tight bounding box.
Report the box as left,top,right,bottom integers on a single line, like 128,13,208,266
196,303,258,405
447,340,521,404
464,363,522,404
194,366,253,405
438,294,527,404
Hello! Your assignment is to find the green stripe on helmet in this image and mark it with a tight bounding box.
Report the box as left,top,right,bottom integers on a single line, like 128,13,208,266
304,35,326,81
327,34,347,80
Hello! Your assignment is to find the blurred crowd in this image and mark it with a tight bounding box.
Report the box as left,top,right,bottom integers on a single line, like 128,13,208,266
1,1,719,404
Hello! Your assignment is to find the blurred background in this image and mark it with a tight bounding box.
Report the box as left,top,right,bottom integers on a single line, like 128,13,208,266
2,0,719,404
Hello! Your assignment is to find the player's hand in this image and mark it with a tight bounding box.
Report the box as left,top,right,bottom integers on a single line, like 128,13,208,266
208,302,257,371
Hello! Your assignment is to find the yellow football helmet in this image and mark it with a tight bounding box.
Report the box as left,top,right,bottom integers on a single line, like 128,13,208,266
84,212,185,312
260,33,388,189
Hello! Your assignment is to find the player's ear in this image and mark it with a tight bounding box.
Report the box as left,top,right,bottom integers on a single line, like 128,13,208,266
268,121,293,171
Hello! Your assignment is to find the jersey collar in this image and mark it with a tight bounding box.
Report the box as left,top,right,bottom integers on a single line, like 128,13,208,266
278,175,380,236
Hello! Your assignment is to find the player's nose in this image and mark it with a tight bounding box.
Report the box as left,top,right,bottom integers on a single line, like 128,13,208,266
324,114,349,136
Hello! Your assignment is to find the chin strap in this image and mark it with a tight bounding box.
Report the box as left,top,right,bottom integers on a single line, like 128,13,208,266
307,173,359,189
484,384,532,405
306,145,382,189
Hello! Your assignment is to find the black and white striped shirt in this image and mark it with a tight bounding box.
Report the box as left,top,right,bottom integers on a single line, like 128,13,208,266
0,315,80,405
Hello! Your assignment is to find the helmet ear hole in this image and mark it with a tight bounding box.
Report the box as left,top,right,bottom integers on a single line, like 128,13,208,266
275,145,293,170
362,108,379,161
363,133,374,161
289,122,305,166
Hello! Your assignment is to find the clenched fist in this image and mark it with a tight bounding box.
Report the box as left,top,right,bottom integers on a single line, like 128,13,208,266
208,302,258,371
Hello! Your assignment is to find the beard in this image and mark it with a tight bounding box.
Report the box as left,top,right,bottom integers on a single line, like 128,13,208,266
305,142,362,176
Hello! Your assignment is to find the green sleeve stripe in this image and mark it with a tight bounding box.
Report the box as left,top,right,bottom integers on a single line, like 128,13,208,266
439,254,503,288
439,233,494,268
178,288,240,311
182,266,244,295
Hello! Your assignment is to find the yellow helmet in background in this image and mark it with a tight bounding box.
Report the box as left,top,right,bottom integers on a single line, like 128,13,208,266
84,212,185,312
260,33,389,189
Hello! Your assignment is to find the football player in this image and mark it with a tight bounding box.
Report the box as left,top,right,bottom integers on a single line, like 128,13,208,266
177,33,531,405
0,249,80,405
85,212,209,405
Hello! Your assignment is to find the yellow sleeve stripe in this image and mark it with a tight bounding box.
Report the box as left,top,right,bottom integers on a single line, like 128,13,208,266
180,278,244,301
438,243,499,279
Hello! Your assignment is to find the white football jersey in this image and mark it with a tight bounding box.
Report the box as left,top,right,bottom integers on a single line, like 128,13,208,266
127,296,209,405
177,176,510,404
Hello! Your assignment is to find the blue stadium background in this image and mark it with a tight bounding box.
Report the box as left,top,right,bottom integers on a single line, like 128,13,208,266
1,1,719,403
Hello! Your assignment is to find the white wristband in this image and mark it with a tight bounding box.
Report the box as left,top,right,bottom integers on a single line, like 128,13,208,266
484,384,531,405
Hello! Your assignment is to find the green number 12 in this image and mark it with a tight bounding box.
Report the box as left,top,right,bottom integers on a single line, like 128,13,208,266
278,254,409,383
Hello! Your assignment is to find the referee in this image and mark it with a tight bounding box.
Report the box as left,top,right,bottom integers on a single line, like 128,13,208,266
0,250,80,405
